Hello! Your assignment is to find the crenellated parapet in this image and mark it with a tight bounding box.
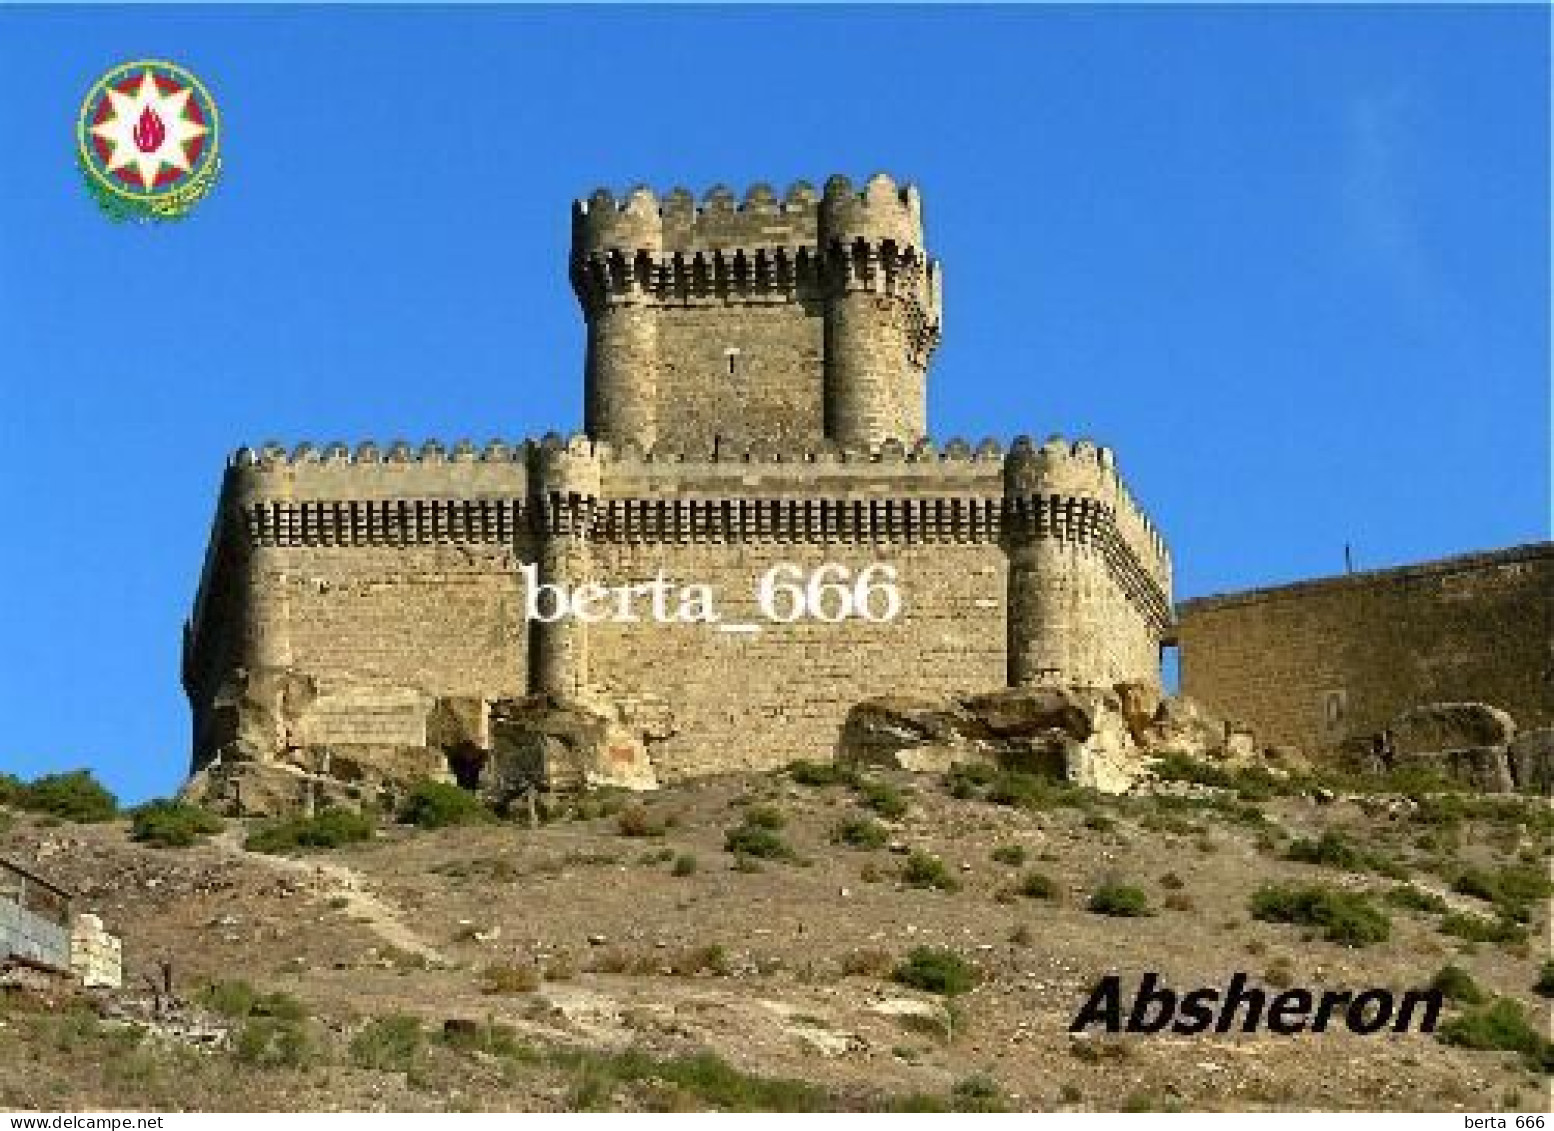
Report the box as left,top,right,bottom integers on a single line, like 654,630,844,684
570,174,940,331
208,431,1170,655
1003,435,1172,598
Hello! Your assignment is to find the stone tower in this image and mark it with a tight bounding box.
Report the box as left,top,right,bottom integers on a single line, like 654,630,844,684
571,173,942,452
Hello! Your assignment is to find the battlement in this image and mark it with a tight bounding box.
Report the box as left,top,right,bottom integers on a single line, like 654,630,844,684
572,173,925,259
228,432,1118,473
1006,436,1171,587
220,432,1170,595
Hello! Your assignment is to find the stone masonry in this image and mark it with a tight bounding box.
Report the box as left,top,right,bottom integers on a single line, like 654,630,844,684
1177,543,1553,756
181,175,1174,812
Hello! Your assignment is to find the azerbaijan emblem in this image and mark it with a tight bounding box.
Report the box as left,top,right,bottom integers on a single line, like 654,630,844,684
77,60,220,222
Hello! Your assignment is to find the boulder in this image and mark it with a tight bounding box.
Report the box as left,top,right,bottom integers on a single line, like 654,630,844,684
960,687,1096,740
485,695,658,800
838,686,1155,794
1388,703,1516,757
1066,727,1140,795
1139,695,1228,759
181,756,389,817
837,696,993,770
1507,728,1553,794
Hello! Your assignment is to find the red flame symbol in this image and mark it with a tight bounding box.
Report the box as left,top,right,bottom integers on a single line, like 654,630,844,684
132,106,166,154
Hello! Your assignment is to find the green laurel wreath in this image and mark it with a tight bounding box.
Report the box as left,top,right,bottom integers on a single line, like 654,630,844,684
77,152,221,223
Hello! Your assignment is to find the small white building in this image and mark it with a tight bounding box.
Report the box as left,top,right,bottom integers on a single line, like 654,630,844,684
0,856,121,989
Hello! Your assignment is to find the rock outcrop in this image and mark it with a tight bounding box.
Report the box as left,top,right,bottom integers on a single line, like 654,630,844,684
1507,728,1553,795
183,665,668,817
837,684,1262,794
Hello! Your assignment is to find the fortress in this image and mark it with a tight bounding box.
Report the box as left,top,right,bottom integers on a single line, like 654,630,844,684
181,175,1174,812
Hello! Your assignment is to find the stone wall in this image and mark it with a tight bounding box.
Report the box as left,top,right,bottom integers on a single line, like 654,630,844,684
1177,543,1554,752
184,436,1172,792
589,536,1008,778
647,303,825,449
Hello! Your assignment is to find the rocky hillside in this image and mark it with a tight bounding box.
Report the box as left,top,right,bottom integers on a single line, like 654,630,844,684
1,761,1550,1112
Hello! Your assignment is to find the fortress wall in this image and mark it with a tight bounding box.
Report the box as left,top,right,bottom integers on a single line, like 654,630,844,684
1177,543,1554,751
274,543,532,700
588,537,1008,777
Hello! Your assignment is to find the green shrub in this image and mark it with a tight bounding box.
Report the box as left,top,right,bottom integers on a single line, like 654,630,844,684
234,1017,312,1068
1084,812,1117,833
724,823,792,860
832,816,888,850
893,946,976,996
1283,830,1405,877
551,1048,829,1112
440,1019,527,1058
1383,884,1448,914
1286,831,1365,870
986,771,1047,808
742,804,786,830
399,780,491,829
672,853,697,877
1152,754,1236,789
951,1074,1008,1113
943,762,997,798
244,808,374,854
1248,883,1391,947
130,798,223,847
350,1014,424,1072
201,980,307,1022
200,979,260,1019
1439,997,1548,1064
858,780,909,819
991,844,1027,866
1536,960,1554,999
1453,864,1552,923
1439,912,1526,946
1089,883,1151,917
1429,964,1487,1005
902,850,959,892
1018,871,1058,900
12,770,118,823
788,760,856,787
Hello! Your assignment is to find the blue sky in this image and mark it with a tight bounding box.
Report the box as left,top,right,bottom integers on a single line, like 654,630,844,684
0,6,1547,804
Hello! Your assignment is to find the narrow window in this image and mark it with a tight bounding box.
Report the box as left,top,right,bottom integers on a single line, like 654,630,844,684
725,346,742,377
